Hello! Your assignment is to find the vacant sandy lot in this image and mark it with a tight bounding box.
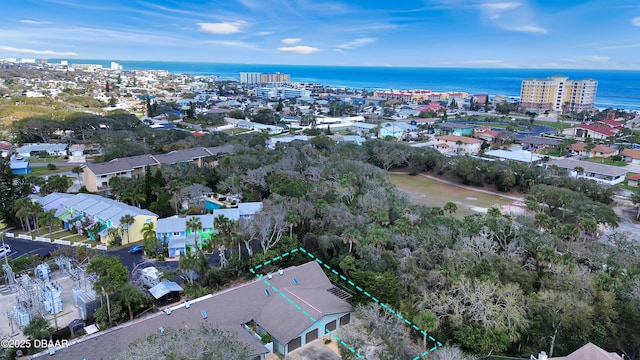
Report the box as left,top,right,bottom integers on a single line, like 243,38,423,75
389,173,524,217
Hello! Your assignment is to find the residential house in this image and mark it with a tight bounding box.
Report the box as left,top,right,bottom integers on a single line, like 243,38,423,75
474,127,503,142
561,124,618,140
82,145,235,192
158,202,262,256
597,119,624,130
329,135,366,146
379,122,417,139
483,149,542,165
39,193,157,244
433,135,483,155
546,158,627,185
68,144,86,162
35,261,354,360
627,173,640,187
536,342,622,360
570,143,617,158
9,156,31,175
0,141,13,158
438,122,474,136
621,148,640,164
519,136,561,151
156,214,215,256
16,143,68,158
349,122,378,136
267,135,309,149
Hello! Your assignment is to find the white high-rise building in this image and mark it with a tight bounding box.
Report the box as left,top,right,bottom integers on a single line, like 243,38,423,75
110,62,123,71
240,72,261,84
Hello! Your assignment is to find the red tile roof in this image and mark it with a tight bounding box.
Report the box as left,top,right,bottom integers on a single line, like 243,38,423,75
627,173,640,181
578,124,617,136
598,119,624,127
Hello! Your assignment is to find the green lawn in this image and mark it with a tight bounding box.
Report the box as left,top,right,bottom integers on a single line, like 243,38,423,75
389,174,514,217
28,156,67,164
222,128,250,135
582,157,628,167
28,165,74,176
533,120,571,130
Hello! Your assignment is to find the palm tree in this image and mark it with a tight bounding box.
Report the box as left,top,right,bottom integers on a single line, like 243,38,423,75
119,214,135,244
413,311,438,350
186,217,203,251
38,209,58,239
443,202,458,214
13,197,33,233
23,316,54,340
140,222,158,256
117,283,148,321
486,206,502,218
341,227,361,254
72,166,84,186
30,202,44,235
284,210,301,238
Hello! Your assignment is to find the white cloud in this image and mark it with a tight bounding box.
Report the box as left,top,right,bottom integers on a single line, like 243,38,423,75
255,31,273,36
198,21,247,34
19,20,52,25
336,37,376,50
457,59,518,68
478,2,522,19
206,40,257,49
633,16,640,27
278,45,320,54
505,25,548,34
0,45,78,57
281,38,302,45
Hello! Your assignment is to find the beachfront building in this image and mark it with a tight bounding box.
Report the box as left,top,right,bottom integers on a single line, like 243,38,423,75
546,158,626,185
239,72,261,84
519,75,597,114
433,135,483,155
33,261,353,360
372,90,468,104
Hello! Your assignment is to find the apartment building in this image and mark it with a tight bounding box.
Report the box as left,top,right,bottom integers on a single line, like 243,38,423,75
372,90,468,104
519,75,597,114
239,72,261,84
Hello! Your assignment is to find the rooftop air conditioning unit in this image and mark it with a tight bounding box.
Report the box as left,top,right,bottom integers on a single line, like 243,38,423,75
165,308,172,315
278,269,284,276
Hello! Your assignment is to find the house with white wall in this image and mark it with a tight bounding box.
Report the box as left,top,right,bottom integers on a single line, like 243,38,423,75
433,135,483,155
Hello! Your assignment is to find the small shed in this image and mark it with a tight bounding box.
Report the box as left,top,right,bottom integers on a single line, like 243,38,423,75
149,281,183,304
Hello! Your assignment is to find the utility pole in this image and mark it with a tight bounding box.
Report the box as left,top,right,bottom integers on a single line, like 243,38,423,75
101,287,112,326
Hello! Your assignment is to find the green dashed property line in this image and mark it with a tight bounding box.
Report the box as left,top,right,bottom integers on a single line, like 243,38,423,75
249,247,444,359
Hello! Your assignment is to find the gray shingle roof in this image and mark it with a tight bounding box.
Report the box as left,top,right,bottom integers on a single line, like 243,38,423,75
149,281,183,299
520,136,561,146
38,261,353,360
62,194,157,225
548,158,628,177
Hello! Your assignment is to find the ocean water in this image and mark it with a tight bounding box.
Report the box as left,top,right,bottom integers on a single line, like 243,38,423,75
57,60,640,110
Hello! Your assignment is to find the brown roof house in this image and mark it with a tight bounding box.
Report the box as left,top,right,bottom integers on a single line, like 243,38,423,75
531,342,622,360
32,261,354,360
570,143,617,158
433,135,483,155
621,148,640,165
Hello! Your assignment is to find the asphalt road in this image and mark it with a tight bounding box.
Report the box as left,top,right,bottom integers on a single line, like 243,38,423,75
1,236,223,275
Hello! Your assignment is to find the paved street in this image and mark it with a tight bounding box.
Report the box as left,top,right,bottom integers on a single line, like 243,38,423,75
2,236,224,276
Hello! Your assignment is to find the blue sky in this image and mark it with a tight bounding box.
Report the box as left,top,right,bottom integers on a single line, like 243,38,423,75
1,0,640,68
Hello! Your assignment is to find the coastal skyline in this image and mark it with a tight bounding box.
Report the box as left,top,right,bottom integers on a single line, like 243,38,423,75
2,0,640,69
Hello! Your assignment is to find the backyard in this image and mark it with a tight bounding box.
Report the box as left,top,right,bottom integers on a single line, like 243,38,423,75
389,173,521,217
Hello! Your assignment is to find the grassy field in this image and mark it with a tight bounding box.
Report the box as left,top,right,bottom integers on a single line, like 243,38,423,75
223,128,251,135
29,165,74,176
389,174,515,216
533,120,572,130
582,157,628,167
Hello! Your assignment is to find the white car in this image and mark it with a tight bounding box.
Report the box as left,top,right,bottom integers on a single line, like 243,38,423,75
0,244,11,258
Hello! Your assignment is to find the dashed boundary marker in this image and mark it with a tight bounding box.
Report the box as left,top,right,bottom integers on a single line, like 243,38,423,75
249,246,444,360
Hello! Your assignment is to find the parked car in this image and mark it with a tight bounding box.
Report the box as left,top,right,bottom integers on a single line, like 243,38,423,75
0,244,11,258
32,250,51,259
129,244,143,254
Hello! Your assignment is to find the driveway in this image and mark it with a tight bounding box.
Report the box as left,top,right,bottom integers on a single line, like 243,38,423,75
286,346,340,360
